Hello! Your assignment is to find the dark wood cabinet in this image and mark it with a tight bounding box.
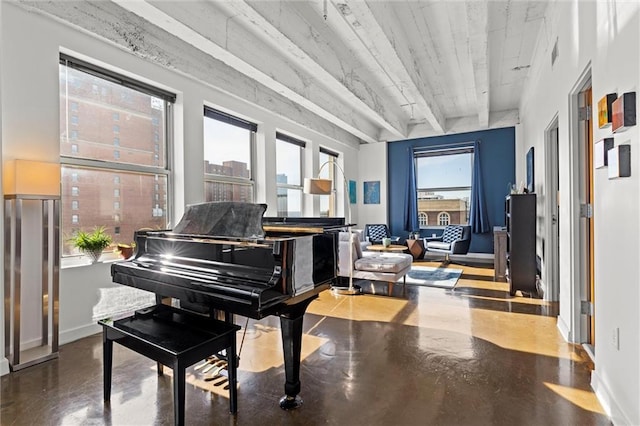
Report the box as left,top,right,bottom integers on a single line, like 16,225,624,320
505,194,537,296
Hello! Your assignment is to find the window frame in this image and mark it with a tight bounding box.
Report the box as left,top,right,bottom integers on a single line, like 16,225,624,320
275,132,305,217
203,106,256,202
59,55,174,258
319,147,339,217
414,145,474,228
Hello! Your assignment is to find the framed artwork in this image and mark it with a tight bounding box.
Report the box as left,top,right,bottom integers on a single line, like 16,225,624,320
526,147,535,193
612,92,637,133
608,145,631,179
594,138,614,169
363,181,380,204
349,180,356,204
597,93,617,128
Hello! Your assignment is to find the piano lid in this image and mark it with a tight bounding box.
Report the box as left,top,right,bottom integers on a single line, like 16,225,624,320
173,202,267,238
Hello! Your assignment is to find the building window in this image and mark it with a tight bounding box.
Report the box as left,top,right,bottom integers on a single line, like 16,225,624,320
70,101,78,112
203,107,256,202
71,144,78,154
319,148,339,217
71,200,79,210
71,214,79,224
418,212,428,227
70,130,78,140
71,115,79,125
60,54,174,256
415,146,473,227
438,212,451,226
276,132,305,217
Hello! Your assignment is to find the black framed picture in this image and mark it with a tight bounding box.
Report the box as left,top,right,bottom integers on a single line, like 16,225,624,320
526,147,535,193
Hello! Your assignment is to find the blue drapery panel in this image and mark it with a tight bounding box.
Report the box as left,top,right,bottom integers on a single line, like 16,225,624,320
404,148,419,232
469,140,490,233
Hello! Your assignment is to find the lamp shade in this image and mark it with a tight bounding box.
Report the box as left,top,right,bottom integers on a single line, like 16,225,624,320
3,159,61,196
303,178,332,195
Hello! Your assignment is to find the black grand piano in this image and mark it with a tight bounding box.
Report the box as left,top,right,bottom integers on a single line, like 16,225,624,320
111,202,344,409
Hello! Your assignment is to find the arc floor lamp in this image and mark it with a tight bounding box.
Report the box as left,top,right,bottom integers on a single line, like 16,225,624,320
303,161,360,295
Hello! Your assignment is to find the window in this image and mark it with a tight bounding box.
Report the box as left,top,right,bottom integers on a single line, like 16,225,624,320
419,212,428,227
60,54,174,256
438,212,450,226
203,107,255,202
415,146,473,227
71,200,79,210
276,132,305,217
319,148,339,217
71,144,78,154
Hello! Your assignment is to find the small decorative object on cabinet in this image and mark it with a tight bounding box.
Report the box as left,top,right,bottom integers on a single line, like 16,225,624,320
612,92,636,133
505,194,537,296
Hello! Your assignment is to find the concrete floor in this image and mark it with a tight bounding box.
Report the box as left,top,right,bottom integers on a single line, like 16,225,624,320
1,262,610,425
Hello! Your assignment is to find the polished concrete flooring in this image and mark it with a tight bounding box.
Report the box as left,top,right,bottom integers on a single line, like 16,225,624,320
1,262,610,425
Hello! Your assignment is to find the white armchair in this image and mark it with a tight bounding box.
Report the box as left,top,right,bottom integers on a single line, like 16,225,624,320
337,232,412,285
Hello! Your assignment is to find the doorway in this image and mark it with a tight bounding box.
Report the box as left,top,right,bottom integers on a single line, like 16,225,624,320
544,117,560,302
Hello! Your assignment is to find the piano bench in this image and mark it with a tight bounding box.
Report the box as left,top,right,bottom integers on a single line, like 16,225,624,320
99,304,241,426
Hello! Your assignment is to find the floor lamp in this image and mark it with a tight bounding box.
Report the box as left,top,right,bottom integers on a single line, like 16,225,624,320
3,159,61,371
304,161,360,295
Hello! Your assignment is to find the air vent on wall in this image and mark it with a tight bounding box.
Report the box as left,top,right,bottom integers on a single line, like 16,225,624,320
551,38,559,66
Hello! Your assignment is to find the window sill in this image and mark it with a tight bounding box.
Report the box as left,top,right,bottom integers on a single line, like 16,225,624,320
61,251,122,269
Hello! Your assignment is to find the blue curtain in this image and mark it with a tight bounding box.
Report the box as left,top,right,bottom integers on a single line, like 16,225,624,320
404,149,419,232
469,140,490,233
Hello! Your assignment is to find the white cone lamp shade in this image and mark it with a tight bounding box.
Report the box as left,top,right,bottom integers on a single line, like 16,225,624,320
3,159,61,197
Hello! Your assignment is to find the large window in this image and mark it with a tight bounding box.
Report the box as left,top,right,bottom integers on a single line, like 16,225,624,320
276,133,305,217
318,148,338,217
415,146,473,227
59,55,174,256
203,107,255,202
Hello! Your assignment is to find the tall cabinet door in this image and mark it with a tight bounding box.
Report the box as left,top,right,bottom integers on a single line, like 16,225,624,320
506,194,537,296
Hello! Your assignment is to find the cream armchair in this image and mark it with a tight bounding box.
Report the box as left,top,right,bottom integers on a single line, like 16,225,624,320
337,232,412,285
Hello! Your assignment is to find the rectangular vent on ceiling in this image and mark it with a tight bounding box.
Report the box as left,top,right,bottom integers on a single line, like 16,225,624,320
551,38,559,66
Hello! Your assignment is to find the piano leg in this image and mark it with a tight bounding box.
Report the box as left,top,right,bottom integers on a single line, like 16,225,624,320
278,298,314,410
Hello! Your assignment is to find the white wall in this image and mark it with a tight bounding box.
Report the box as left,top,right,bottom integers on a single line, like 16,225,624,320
519,1,639,424
357,143,388,228
0,3,359,373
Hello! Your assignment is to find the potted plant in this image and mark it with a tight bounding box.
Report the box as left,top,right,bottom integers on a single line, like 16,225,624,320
116,242,136,259
70,226,112,263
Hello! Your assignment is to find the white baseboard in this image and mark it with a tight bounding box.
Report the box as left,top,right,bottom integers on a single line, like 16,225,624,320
591,370,634,425
60,323,101,346
0,357,9,376
556,315,572,342
423,252,494,264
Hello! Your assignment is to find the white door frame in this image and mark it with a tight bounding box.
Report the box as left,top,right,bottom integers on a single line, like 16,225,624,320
544,115,560,302
565,64,591,344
